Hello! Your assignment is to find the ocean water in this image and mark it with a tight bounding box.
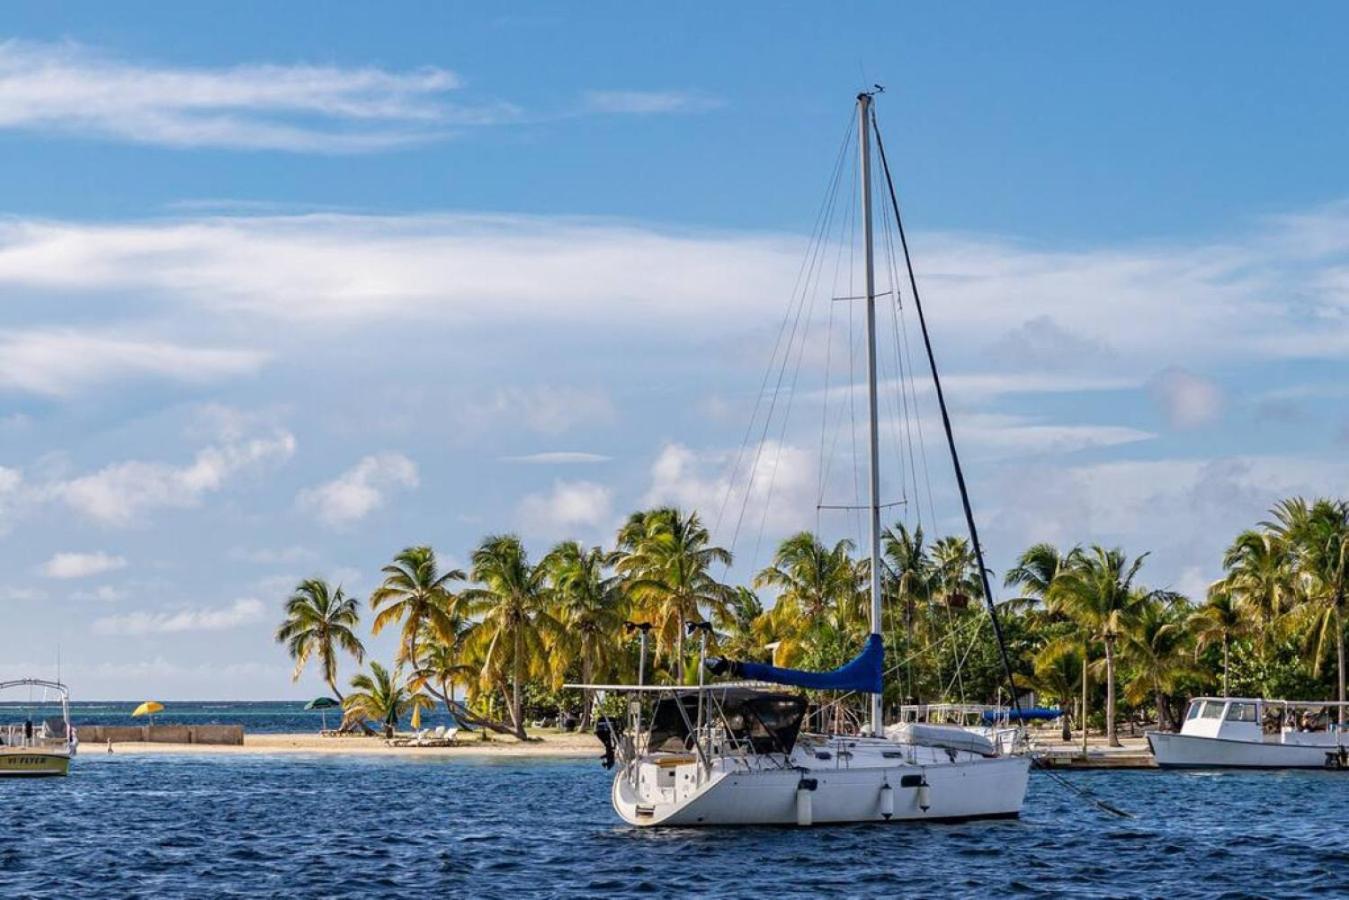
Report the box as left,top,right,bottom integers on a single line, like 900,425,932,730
1,756,1345,898
0,699,463,733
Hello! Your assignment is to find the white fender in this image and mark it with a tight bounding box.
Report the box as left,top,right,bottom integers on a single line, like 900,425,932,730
879,783,894,819
916,782,931,812
796,786,813,826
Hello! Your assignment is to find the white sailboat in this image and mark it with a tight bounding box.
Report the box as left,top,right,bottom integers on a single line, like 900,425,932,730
573,91,1032,827
1148,697,1349,769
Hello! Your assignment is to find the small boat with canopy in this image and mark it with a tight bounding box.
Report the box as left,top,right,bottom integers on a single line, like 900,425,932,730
573,90,1032,827
0,679,76,777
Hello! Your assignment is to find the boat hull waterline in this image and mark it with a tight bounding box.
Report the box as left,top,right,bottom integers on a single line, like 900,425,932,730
613,754,1030,827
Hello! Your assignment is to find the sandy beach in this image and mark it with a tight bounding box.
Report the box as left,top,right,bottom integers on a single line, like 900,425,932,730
98,730,604,759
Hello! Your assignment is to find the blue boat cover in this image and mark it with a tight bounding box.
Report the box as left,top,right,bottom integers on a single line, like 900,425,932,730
734,633,884,694
980,706,1061,724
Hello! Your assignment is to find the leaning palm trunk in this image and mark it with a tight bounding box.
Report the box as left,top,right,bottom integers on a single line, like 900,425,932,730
1105,638,1120,748
1155,690,1169,732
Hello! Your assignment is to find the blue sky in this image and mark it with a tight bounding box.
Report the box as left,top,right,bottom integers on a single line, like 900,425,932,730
3,3,1349,697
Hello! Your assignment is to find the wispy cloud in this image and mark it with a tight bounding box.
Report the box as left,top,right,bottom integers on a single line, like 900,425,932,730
501,451,613,464
92,597,265,635
297,452,419,527
41,551,127,579
0,40,513,152
0,330,266,397
581,89,722,115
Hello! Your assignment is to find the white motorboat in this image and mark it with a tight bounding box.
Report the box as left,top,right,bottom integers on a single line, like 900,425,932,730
573,91,1033,827
1147,697,1349,769
0,679,76,777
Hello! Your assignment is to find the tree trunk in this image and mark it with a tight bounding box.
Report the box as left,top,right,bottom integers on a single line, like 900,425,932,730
1155,689,1168,732
1080,642,1089,755
1105,638,1120,748
1337,604,1346,726
676,609,686,683
1061,702,1071,742
581,657,593,730
512,625,525,739
1222,636,1230,698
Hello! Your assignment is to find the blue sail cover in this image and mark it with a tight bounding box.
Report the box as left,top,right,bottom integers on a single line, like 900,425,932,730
735,633,883,694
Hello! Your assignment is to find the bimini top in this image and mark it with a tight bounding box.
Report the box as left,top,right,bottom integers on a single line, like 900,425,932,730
647,688,807,756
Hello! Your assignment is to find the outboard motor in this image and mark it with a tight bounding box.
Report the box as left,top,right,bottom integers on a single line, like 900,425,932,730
595,717,620,769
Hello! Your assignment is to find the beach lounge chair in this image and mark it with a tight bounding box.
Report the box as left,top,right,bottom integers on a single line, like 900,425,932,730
443,726,460,745
431,725,447,740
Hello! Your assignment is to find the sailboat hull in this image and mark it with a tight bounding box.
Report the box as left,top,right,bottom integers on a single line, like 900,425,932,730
613,752,1029,827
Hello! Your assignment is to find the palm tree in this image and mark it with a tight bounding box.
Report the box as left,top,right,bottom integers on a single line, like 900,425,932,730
275,578,365,702
754,532,859,665
1124,595,1195,729
882,523,933,700
1029,637,1082,742
543,541,627,728
1222,529,1292,641
1265,498,1349,722
712,587,767,660
369,546,465,676
1188,583,1254,697
1006,543,1087,742
617,508,734,682
343,661,433,739
460,534,559,739
1049,546,1152,747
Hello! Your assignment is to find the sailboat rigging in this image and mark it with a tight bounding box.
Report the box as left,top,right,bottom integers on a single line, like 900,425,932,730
570,91,1032,827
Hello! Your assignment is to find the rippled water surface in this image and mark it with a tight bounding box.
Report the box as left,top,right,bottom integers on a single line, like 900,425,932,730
2,755,1346,898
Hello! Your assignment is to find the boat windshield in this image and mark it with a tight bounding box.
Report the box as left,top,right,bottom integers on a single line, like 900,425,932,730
1186,700,1204,721
646,689,806,755
1225,702,1258,723
1199,701,1226,720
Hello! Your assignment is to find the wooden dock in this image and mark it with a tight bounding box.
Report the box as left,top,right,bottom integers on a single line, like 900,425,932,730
1029,735,1157,769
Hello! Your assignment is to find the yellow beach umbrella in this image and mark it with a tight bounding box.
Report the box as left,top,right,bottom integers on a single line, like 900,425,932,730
410,704,422,730
132,701,164,725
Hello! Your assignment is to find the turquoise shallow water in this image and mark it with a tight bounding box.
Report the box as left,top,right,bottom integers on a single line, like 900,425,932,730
1,755,1346,898
0,699,460,734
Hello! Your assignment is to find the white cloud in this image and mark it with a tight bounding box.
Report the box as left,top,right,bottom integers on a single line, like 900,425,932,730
297,452,418,527
92,597,265,636
984,454,1349,596
51,431,296,526
1148,367,1224,429
501,451,613,464
581,90,722,115
643,441,818,550
0,330,265,397
518,480,614,539
41,551,127,579
0,40,509,152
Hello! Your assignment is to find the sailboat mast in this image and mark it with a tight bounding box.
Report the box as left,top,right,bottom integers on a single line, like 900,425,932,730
857,91,883,737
